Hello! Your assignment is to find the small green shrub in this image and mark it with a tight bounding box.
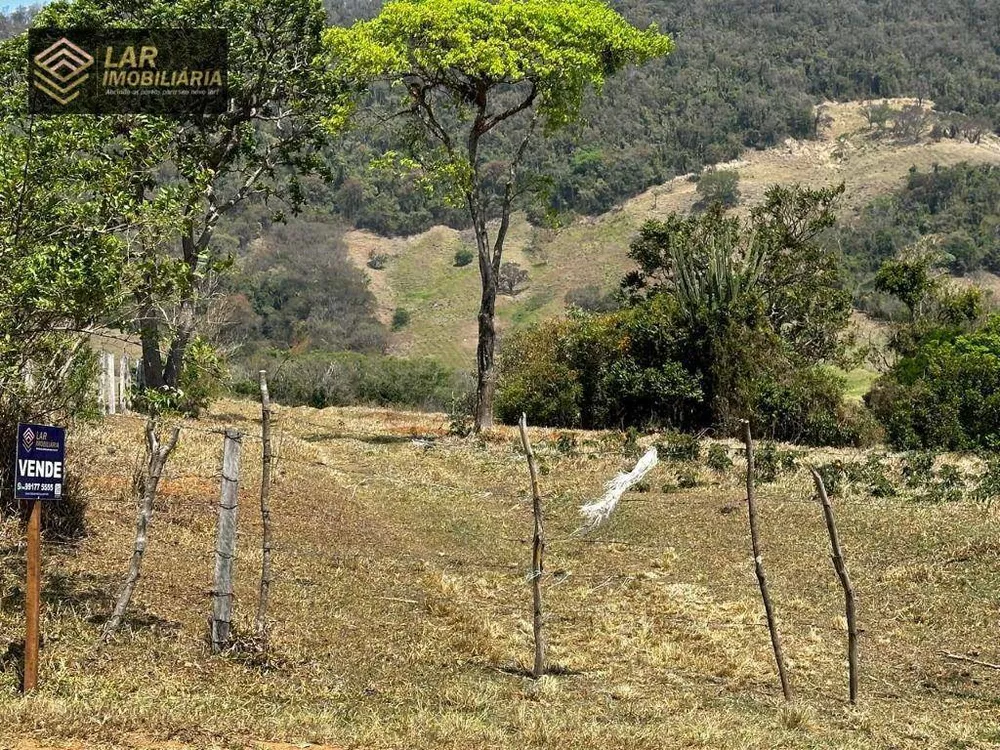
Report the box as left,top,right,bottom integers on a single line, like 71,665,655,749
235,351,471,412
867,316,1000,450
656,432,701,461
844,455,897,498
661,481,678,494
754,442,796,483
622,427,641,457
453,248,474,267
973,458,1000,508
903,451,936,487
706,444,733,472
815,461,845,497
555,432,577,455
677,468,699,488
367,252,389,270
391,308,411,331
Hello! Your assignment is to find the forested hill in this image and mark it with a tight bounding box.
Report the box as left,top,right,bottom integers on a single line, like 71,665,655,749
322,0,1000,235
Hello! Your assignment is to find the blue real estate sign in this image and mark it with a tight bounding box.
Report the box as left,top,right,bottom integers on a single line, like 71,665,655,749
14,423,66,501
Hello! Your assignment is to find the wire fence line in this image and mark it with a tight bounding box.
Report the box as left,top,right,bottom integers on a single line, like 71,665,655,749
23,414,992,704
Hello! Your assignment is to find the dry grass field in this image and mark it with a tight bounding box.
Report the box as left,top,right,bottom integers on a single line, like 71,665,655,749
0,399,998,748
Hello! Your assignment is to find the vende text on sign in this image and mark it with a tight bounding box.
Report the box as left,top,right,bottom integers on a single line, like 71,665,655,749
15,423,66,501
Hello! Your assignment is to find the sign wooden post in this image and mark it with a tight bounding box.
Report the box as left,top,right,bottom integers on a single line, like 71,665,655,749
14,422,66,694
24,499,40,692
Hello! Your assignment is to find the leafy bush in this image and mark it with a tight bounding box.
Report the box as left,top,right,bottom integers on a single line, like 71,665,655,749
843,455,897,498
235,351,471,412
973,458,1000,508
495,321,582,427
367,252,389,270
867,315,1000,449
754,442,796,483
815,462,845,497
754,367,882,446
677,468,699,488
656,432,701,462
391,308,411,331
454,248,474,267
706,444,733,472
565,285,618,313
695,168,740,208
903,451,936,487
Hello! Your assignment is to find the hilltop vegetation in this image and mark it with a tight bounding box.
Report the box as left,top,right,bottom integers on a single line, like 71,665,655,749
348,102,1000,371
320,0,1000,232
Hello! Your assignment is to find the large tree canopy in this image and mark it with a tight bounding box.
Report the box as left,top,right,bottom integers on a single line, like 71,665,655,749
324,0,672,428
325,0,673,134
31,0,334,410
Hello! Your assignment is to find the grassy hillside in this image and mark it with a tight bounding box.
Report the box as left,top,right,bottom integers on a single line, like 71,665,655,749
2,401,998,748
346,100,1000,372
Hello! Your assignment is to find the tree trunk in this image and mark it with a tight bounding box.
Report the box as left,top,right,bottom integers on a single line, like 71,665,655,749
137,305,165,390
162,299,196,388
475,270,498,431
99,420,180,644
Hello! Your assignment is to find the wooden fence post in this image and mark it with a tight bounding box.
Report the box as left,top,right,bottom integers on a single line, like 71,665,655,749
119,354,130,413
255,371,273,644
104,351,116,415
97,355,107,413
210,428,242,653
810,467,859,703
100,420,180,644
741,420,792,701
517,413,546,678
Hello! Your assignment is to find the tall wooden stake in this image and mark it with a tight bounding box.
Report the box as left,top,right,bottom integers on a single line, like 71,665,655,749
741,420,792,701
24,499,41,693
210,428,241,653
255,370,273,644
105,351,116,416
810,467,859,703
517,413,546,678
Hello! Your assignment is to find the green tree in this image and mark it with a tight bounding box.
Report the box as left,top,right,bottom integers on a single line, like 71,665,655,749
37,0,335,407
324,0,672,429
873,256,935,320
695,168,740,209
0,33,145,495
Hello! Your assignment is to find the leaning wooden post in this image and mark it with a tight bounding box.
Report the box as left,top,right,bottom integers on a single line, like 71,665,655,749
741,420,792,701
100,420,181,644
210,428,242,653
810,467,859,704
255,371,273,644
517,413,546,678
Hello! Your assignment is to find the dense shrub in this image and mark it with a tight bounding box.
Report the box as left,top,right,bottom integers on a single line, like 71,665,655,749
753,367,882,446
391,308,411,331
453,248,474,267
565,284,619,313
695,168,740,209
706,444,733,472
867,316,1000,449
656,432,701,461
495,320,582,427
235,351,471,411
